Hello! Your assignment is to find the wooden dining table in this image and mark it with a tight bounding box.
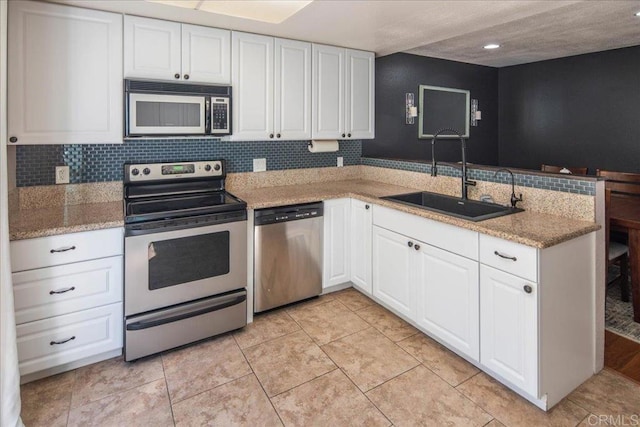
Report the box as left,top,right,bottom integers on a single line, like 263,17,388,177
610,194,640,322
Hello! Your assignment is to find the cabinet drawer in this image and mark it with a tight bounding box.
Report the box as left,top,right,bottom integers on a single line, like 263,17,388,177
479,234,537,282
373,205,478,260
13,256,123,324
16,303,123,376
11,228,123,272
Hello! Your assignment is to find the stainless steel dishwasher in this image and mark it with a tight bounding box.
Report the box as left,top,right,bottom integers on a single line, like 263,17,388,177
254,202,323,312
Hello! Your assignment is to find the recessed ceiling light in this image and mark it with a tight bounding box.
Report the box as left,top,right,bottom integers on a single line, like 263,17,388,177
147,0,314,24
635,11,640,17
483,44,501,50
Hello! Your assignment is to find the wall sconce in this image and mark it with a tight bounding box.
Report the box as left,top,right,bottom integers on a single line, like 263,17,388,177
470,98,482,127
406,93,418,124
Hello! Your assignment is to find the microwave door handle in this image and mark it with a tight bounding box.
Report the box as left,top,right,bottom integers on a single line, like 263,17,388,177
205,97,211,134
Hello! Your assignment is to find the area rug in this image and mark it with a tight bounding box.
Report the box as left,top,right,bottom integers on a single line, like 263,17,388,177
605,277,640,343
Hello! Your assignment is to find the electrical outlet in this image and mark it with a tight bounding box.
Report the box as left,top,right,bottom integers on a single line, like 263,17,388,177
253,158,267,172
55,166,69,184
337,157,344,167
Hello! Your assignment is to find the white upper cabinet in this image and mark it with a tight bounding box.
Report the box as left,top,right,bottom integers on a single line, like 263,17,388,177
232,32,274,140
124,16,180,81
124,16,230,84
312,44,374,140
232,32,310,141
274,39,311,140
181,24,231,84
346,49,375,139
8,1,123,144
312,44,345,139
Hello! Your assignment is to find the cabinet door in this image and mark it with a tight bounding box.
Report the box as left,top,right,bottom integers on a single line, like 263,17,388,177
480,265,538,395
274,39,311,140
124,16,181,81
345,49,375,139
350,199,372,294
372,226,414,318
181,24,230,84
8,1,123,144
415,244,479,360
312,44,345,139
231,32,274,140
323,199,351,288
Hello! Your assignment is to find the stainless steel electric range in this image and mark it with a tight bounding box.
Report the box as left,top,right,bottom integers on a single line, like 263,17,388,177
123,160,247,361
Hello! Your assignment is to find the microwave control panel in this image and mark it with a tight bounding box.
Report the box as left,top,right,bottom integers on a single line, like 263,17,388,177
211,98,230,135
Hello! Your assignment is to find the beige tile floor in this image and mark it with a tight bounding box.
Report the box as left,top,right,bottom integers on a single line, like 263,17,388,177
21,288,640,426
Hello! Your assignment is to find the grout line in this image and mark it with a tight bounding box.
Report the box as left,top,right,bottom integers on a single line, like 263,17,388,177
64,368,78,426
454,370,482,389
68,356,165,409
236,324,303,352
267,367,341,400
337,366,394,426
159,356,177,427
576,412,592,427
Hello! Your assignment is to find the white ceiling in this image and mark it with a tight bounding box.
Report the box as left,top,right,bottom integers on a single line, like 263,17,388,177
47,0,640,67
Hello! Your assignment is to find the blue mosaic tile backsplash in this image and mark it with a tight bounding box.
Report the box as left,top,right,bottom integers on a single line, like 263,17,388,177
361,157,596,196
16,139,362,187
15,140,596,197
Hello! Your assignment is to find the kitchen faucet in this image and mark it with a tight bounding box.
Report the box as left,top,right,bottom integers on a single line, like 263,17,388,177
430,128,476,200
493,168,523,208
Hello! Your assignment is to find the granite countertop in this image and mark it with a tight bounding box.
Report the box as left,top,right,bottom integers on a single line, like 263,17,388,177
9,201,124,241
9,179,599,248
232,179,600,249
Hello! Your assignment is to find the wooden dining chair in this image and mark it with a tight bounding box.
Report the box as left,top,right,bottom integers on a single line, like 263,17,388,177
597,170,640,196
598,170,640,302
541,164,588,175
605,188,630,301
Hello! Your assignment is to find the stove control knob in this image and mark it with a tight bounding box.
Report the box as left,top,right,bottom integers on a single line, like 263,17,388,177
214,164,221,171
131,168,139,176
143,168,151,175
204,164,212,172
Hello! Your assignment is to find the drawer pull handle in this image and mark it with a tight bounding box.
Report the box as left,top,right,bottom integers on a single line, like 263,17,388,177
494,250,517,261
49,286,76,295
414,244,421,251
50,336,75,346
50,245,76,253
408,241,413,247
523,285,533,294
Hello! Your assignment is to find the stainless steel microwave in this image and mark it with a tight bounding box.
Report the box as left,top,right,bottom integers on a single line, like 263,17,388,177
124,79,232,137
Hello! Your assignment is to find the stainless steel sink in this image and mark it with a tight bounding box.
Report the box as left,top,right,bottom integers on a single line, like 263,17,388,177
382,191,523,222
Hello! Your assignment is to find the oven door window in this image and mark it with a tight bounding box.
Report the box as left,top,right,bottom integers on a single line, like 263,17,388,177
129,93,206,135
148,231,229,290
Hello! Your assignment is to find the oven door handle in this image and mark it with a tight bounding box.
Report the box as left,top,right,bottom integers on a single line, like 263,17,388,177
126,294,246,331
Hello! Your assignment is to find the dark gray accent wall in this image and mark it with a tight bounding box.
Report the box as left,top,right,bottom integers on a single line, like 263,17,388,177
364,53,499,165
498,46,640,174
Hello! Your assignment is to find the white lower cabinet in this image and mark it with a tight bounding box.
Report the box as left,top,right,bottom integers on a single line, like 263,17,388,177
12,256,123,325
416,245,479,360
16,303,123,377
323,199,351,288
350,199,372,294
480,265,538,396
11,228,124,380
372,226,414,318
369,204,595,410
372,223,479,359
